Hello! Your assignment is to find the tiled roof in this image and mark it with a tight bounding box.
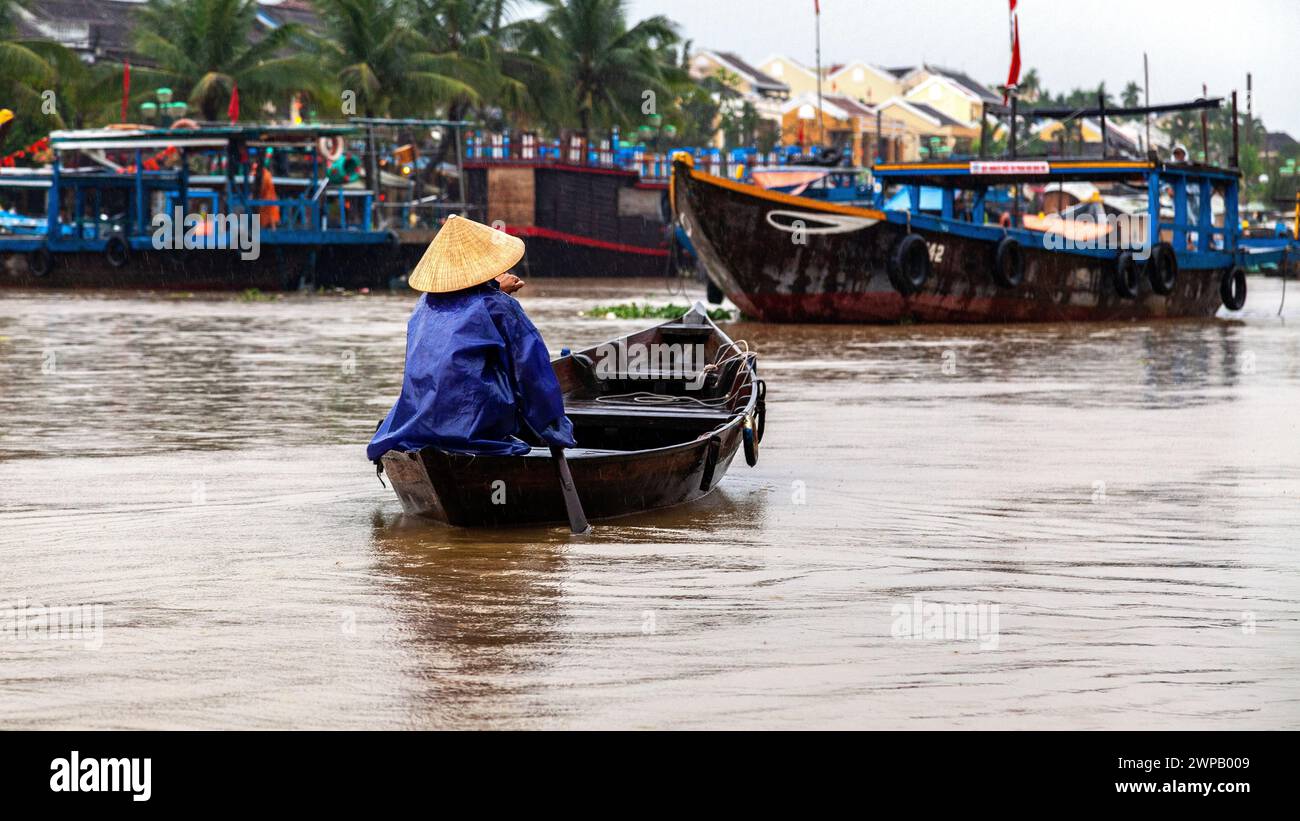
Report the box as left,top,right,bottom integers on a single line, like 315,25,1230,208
15,0,322,63
822,94,875,119
903,101,966,129
1266,131,1298,152
712,51,790,93
923,64,1001,103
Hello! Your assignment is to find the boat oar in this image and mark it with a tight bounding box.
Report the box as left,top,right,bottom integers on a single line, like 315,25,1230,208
550,446,591,535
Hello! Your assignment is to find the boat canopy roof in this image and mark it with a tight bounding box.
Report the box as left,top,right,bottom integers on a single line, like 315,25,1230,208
49,123,361,151
873,158,1241,189
877,97,1242,188
350,117,475,128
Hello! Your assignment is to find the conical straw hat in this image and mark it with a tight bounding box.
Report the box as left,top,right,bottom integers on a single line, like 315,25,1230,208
408,215,525,293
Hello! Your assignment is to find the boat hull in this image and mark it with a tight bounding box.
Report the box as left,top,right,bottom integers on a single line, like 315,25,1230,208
465,163,670,277
0,244,405,291
382,428,743,528
510,230,668,278
378,305,760,528
673,159,1229,323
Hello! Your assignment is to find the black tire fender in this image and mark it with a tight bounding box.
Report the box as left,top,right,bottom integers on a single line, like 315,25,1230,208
889,234,930,295
105,235,130,269
742,417,758,467
1220,266,1247,311
1148,242,1177,295
705,278,725,305
28,247,53,277
1114,251,1141,299
993,236,1024,289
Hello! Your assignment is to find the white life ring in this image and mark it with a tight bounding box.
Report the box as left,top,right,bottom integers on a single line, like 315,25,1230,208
318,136,345,162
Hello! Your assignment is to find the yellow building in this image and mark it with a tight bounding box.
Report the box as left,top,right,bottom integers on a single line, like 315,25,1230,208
875,98,979,159
896,65,1001,127
758,56,906,107
689,51,790,108
757,55,821,98
779,94,914,165
825,61,903,105
1033,118,1144,156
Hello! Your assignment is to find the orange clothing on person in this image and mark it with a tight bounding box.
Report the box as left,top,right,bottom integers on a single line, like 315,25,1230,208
258,166,280,228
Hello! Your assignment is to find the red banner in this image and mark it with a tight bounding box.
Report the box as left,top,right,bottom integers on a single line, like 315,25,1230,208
121,62,131,123
1005,0,1021,102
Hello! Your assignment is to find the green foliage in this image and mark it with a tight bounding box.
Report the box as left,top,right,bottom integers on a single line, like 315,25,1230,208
584,302,732,321
133,0,323,121
515,0,683,134
1,0,697,148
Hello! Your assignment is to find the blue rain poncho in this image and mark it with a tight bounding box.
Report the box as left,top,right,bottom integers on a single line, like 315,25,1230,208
367,280,576,461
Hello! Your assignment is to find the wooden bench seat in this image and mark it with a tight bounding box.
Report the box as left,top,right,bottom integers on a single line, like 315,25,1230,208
563,397,735,430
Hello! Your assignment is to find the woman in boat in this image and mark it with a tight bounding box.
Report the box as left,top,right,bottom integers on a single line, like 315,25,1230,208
367,215,575,463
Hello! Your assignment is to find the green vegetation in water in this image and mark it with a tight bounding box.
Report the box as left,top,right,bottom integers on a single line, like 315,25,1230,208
237,288,276,302
584,303,733,321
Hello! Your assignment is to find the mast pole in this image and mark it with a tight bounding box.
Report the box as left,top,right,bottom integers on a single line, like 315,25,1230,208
1231,90,1239,170
1201,82,1210,163
1143,53,1151,154
815,1,825,147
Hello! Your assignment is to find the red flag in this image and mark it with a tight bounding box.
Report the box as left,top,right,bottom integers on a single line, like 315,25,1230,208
228,82,240,123
814,0,819,13
1004,0,1021,103
121,62,130,122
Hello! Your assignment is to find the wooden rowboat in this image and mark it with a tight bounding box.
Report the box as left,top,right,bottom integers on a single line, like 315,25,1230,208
379,304,765,527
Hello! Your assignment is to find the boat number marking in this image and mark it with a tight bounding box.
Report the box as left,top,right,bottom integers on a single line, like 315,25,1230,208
929,244,945,264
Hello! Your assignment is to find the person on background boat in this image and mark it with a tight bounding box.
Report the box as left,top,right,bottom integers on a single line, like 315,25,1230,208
367,215,575,463
253,152,280,229
1162,145,1201,249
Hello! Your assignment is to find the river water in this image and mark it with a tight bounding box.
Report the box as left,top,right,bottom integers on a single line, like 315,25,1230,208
1,277,1298,729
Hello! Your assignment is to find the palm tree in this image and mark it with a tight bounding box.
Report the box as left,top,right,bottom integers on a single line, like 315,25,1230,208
1095,81,1115,110
133,0,322,121
410,0,555,126
312,0,482,119
1,1,64,149
0,0,19,32
1017,67,1041,103
518,0,682,135
1121,81,1142,110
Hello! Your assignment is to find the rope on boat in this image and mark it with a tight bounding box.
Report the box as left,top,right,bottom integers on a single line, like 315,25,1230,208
593,341,758,410
1280,247,1289,317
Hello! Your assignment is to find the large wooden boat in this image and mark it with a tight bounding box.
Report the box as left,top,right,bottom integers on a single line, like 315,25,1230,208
673,99,1252,324
379,305,765,527
456,132,682,277
0,125,399,290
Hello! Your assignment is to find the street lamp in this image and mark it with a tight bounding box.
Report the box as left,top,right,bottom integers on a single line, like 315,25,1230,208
140,87,188,127
640,116,675,155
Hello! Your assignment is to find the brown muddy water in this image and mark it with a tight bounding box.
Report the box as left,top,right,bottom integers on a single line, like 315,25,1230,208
1,278,1298,729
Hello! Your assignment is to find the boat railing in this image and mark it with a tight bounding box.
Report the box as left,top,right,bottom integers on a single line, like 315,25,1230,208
373,198,484,231
270,183,373,232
